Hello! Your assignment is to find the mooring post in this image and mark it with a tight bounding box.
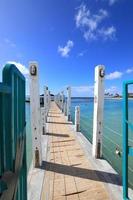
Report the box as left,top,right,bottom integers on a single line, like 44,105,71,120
56,94,58,106
41,86,47,135
92,65,105,158
46,87,49,117
29,61,42,167
58,93,61,109
75,106,80,132
44,86,47,121
48,91,51,109
64,100,67,116
61,91,64,112
67,86,71,121
44,86,47,110
41,107,45,135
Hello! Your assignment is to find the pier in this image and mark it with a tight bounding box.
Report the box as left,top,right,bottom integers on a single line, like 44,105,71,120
42,102,109,200
1,63,133,200
28,101,123,200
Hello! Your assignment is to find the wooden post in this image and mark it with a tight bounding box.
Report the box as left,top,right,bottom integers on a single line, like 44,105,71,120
46,87,49,117
48,91,51,109
67,86,71,121
64,100,67,116
92,65,105,158
44,86,47,121
44,86,47,110
58,93,60,109
75,106,80,132
61,91,64,112
41,86,47,135
41,107,45,135
29,61,42,167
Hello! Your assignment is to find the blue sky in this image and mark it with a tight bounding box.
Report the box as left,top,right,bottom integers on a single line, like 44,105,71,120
0,0,133,96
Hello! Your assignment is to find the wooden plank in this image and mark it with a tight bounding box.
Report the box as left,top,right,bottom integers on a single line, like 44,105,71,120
41,102,110,200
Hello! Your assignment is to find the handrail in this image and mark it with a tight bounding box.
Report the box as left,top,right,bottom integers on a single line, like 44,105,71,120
0,127,26,200
123,80,133,200
0,63,27,200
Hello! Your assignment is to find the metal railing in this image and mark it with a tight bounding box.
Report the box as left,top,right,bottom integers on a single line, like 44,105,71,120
123,80,133,200
0,64,27,200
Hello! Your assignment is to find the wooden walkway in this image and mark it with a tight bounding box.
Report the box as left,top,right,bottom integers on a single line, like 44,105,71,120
41,102,111,200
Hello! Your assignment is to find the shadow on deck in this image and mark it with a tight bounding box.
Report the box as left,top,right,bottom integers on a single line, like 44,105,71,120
46,132,70,137
41,161,122,186
47,121,72,125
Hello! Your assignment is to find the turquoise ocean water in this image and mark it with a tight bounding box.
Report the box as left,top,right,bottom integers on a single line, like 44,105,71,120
26,98,133,188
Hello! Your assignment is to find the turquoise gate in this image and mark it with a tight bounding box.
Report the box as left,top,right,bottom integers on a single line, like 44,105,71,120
0,64,27,200
123,80,133,200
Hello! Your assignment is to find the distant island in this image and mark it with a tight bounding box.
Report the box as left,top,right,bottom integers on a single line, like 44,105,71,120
104,92,133,99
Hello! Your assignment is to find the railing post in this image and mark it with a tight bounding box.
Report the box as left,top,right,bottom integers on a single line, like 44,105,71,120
61,91,64,112
64,100,67,116
48,91,51,109
41,108,45,135
58,93,61,109
44,85,47,121
75,106,80,132
92,65,105,158
67,86,71,121
41,86,47,135
123,82,128,199
46,87,49,116
44,86,47,111
29,61,42,167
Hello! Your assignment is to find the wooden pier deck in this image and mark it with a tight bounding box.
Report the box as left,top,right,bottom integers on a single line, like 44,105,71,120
41,102,111,200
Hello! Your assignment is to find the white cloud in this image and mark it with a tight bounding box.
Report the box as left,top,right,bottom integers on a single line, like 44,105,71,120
98,26,116,40
75,5,108,30
7,61,29,75
58,40,74,57
99,0,119,6
75,4,116,41
126,68,133,74
4,38,16,47
106,71,123,80
105,86,118,94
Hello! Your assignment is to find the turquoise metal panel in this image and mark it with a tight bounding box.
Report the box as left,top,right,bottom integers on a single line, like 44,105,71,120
123,80,133,200
128,147,133,156
0,64,27,200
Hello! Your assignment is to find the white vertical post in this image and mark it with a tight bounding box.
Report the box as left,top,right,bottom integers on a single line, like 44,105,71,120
41,107,45,135
41,86,47,135
46,87,49,116
75,106,80,132
61,91,64,112
64,100,67,116
44,86,47,123
67,86,71,121
59,93,61,109
49,91,51,108
58,93,61,109
44,86,47,111
92,65,105,158
29,61,42,167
